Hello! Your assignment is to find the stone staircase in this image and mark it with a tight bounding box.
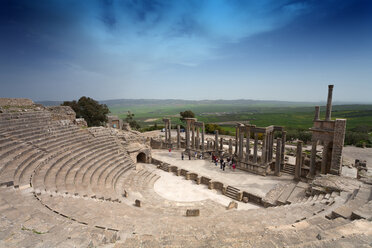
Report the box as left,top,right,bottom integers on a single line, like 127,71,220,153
331,183,372,220
225,185,240,201
281,163,295,175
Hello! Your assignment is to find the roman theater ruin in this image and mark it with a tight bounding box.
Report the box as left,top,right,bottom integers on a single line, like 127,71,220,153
0,86,371,247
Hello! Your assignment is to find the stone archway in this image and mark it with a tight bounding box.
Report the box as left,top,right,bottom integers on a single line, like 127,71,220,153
136,152,147,163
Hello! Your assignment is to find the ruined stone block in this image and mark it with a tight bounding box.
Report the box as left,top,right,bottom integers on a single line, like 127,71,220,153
186,209,200,217
227,201,238,210
135,199,141,207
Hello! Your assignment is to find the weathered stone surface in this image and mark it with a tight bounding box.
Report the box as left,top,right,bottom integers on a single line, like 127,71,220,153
312,175,362,193
0,98,34,106
47,106,76,122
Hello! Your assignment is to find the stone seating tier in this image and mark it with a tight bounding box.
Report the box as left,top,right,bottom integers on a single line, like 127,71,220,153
1,109,372,247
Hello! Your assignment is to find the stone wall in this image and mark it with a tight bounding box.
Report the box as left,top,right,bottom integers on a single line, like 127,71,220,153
47,106,76,123
0,98,34,107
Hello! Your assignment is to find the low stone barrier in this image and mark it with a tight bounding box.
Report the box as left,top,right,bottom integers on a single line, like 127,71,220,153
208,181,225,192
169,166,178,174
188,172,198,181
200,176,211,186
242,191,262,205
186,209,200,217
180,169,188,177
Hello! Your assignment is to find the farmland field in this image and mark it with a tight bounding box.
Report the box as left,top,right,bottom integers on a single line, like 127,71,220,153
106,99,372,133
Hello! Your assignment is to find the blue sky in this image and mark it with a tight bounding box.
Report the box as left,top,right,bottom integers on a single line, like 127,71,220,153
0,0,371,102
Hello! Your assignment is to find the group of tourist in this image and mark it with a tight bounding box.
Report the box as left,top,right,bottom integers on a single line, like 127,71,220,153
181,151,203,160
212,154,236,171
180,151,236,171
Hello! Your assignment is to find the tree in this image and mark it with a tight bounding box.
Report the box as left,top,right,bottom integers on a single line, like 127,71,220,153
180,110,195,121
61,96,110,127
125,111,140,130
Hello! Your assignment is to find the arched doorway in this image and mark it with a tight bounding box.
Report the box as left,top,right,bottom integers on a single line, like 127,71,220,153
137,152,147,163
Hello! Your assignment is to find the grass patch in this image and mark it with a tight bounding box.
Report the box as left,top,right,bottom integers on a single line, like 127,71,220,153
21,226,47,235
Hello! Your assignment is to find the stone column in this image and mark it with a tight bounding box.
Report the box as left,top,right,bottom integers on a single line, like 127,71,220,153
201,124,205,152
266,133,271,163
281,131,286,167
228,139,233,155
314,106,320,121
191,123,195,149
168,120,171,144
186,120,191,150
220,137,223,150
235,124,239,154
177,125,180,149
330,119,346,175
275,138,281,176
309,139,317,178
164,122,168,143
295,141,303,180
325,85,334,121
239,128,244,162
270,132,275,161
267,133,271,161
196,127,200,150
245,128,250,162
261,133,267,164
253,133,258,163
321,141,329,174
215,130,219,152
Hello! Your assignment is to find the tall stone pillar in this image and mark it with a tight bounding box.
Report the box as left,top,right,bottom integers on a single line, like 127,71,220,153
270,132,275,161
314,106,320,121
281,131,286,167
253,133,258,163
235,124,239,154
321,142,329,174
266,133,270,161
330,119,346,175
228,139,233,155
220,137,223,150
295,141,303,180
168,120,171,144
325,84,334,121
201,124,205,152
191,123,195,149
261,133,267,164
215,130,219,152
196,127,200,150
245,128,250,162
266,133,271,163
186,120,191,150
177,125,180,149
275,138,282,176
164,122,168,143
239,128,244,162
309,139,317,178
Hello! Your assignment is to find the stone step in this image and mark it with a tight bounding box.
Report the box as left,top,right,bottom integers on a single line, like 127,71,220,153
276,183,297,205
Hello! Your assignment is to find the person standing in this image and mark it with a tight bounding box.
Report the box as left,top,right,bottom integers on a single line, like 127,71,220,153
220,158,224,169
